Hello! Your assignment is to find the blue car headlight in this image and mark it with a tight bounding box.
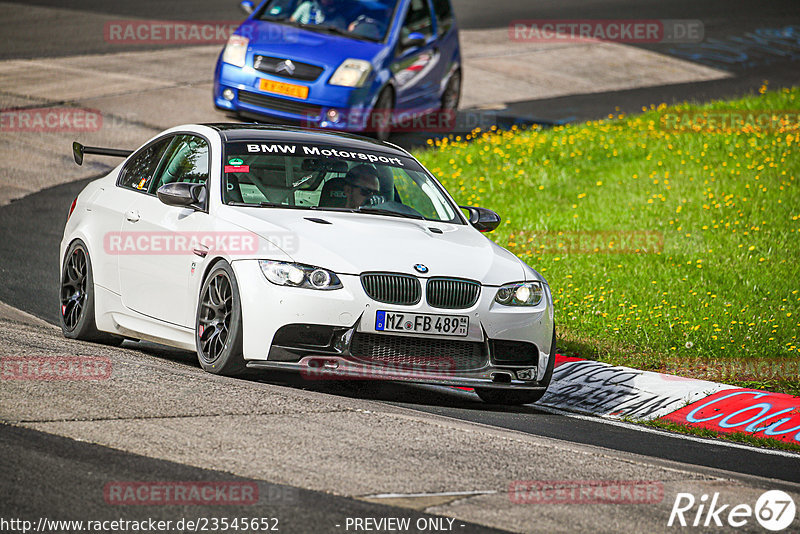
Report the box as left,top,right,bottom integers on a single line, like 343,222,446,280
329,59,372,87
495,282,544,306
259,260,342,290
222,35,249,68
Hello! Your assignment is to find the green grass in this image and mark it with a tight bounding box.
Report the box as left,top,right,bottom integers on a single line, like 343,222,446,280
637,418,800,453
414,86,800,394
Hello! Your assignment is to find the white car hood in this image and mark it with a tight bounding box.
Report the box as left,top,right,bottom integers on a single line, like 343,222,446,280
220,207,527,285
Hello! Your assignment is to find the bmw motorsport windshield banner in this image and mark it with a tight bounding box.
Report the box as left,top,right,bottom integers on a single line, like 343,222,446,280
224,142,420,170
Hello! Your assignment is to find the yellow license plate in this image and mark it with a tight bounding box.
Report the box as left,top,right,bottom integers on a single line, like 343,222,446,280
259,79,309,100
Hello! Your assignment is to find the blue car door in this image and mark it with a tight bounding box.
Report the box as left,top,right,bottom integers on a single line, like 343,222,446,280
430,0,459,80
391,0,446,113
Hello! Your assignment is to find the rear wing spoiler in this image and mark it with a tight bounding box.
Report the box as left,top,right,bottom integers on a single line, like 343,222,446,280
72,141,133,166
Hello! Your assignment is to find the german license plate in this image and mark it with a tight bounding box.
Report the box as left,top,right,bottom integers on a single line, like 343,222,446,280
259,78,309,99
375,311,468,337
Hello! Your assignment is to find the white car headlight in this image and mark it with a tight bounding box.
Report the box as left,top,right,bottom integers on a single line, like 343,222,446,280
258,260,342,290
329,59,372,87
495,282,544,306
222,35,249,68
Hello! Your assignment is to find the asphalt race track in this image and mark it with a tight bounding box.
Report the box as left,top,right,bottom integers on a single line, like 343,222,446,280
1,425,506,534
2,1,800,532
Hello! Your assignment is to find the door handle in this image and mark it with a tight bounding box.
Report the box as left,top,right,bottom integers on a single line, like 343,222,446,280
125,210,140,223
193,244,209,258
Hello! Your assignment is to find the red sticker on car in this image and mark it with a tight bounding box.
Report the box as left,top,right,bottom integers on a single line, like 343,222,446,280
224,165,249,173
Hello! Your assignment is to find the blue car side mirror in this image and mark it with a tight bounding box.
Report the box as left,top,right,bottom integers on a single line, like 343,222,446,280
401,32,426,50
239,0,255,15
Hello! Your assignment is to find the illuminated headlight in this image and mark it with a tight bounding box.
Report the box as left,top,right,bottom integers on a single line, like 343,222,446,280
258,260,342,290
495,282,544,306
222,35,249,68
329,59,372,87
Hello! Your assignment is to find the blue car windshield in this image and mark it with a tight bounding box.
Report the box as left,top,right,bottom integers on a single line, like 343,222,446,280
256,0,399,42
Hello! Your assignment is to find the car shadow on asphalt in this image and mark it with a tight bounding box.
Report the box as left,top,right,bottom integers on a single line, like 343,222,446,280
124,344,547,415
258,371,547,415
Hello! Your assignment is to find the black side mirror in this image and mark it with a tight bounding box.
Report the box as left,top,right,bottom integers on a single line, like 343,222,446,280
461,206,501,233
157,183,206,210
401,32,426,50
239,0,255,15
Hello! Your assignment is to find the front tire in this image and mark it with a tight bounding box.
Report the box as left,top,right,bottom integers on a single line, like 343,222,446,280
368,88,394,142
476,328,557,405
195,261,247,376
60,240,123,345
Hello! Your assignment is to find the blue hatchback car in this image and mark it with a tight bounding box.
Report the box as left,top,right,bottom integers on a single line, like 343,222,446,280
213,0,461,139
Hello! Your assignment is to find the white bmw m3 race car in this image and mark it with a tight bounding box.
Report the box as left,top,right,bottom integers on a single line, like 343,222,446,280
61,124,555,404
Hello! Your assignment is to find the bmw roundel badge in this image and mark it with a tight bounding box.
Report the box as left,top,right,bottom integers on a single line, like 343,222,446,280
414,264,429,273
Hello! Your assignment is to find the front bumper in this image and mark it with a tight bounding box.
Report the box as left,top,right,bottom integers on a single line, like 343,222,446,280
232,260,555,390
214,60,374,131
247,357,549,391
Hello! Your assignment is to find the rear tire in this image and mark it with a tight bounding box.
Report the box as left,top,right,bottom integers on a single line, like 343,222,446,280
60,240,123,345
440,70,460,114
435,70,461,132
476,327,556,405
195,261,247,376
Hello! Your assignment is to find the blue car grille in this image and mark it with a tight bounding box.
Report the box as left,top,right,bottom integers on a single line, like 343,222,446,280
238,91,323,118
253,55,324,82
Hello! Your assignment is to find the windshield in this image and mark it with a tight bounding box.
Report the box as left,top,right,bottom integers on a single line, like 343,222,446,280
222,142,461,223
255,0,399,42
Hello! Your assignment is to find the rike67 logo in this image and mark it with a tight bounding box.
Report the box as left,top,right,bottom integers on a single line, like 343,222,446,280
668,490,796,531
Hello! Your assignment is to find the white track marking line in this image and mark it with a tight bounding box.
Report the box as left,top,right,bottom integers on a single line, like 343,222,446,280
362,490,498,499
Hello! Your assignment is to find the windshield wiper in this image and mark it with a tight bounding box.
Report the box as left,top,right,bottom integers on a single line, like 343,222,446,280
228,202,425,219
297,22,373,41
226,201,312,209
356,206,425,220
256,17,376,41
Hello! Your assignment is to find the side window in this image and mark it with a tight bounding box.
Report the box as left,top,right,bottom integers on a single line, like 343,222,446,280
391,168,437,219
150,135,209,192
400,0,433,41
431,0,453,36
118,137,171,192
